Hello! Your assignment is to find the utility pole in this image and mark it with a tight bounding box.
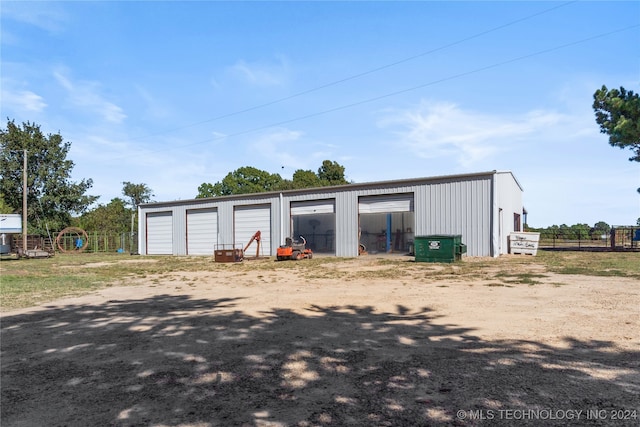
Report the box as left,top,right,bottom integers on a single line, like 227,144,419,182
22,149,27,252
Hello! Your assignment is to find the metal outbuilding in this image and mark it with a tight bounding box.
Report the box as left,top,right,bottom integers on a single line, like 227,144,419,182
138,170,524,258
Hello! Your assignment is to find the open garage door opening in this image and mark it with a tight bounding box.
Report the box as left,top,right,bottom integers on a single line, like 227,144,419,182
359,194,414,255
291,200,336,254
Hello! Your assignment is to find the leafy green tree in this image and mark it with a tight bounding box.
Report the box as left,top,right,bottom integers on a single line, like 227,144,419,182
276,180,296,191
591,221,610,239
570,223,591,240
122,181,154,211
0,193,13,214
317,160,349,186
121,181,153,234
0,120,97,233
593,85,640,162
292,169,321,189
197,166,284,197
196,182,216,198
74,198,130,233
196,160,351,198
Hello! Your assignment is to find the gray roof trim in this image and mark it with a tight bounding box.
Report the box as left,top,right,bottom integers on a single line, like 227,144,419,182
494,170,524,192
140,170,517,208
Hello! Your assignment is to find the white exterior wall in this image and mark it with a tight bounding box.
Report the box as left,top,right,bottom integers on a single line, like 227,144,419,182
495,171,525,256
138,171,523,258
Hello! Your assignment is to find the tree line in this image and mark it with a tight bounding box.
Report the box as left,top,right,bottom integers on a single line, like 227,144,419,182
0,120,348,235
2,84,638,235
196,161,349,198
526,221,614,241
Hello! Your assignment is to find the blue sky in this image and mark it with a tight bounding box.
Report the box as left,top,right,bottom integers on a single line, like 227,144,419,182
1,1,638,228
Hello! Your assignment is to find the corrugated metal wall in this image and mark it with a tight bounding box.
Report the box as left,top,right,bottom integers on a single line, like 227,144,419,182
138,171,522,258
414,175,493,257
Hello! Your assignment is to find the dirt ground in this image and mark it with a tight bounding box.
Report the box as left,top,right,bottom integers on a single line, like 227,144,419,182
2,256,639,426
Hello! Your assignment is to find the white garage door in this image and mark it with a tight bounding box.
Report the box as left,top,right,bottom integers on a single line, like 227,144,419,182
359,194,414,213
290,199,335,215
147,211,173,255
235,205,271,256
187,208,218,255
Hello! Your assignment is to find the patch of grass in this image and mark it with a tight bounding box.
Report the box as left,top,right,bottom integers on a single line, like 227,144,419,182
537,251,640,278
350,268,401,280
1,269,105,309
2,251,638,311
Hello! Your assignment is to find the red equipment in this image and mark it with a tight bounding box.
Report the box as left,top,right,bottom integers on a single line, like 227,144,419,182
244,231,261,258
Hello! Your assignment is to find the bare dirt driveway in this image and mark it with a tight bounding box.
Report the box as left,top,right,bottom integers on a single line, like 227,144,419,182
2,256,639,426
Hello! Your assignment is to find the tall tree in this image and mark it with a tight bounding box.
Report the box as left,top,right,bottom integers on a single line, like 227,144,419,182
74,198,131,233
593,85,640,162
292,169,321,189
0,120,97,233
317,160,349,186
122,181,153,234
197,167,283,197
591,221,610,238
196,182,217,199
196,160,351,198
122,181,154,210
0,193,13,214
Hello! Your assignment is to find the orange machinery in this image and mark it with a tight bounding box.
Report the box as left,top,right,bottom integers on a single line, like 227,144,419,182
276,236,313,261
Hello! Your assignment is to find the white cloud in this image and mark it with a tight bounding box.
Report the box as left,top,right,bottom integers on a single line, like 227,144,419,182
379,101,564,167
1,87,47,113
250,128,304,168
246,128,342,173
134,85,172,120
53,68,126,124
227,56,290,86
1,2,68,34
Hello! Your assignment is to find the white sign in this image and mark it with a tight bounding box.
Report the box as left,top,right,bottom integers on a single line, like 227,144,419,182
509,232,540,256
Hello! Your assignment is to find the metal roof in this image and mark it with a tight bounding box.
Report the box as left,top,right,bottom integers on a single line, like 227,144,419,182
140,170,522,208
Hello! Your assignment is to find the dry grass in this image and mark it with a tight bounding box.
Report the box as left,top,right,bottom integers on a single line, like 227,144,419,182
1,250,638,311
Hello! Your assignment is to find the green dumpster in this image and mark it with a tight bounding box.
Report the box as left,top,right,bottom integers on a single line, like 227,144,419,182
414,235,466,263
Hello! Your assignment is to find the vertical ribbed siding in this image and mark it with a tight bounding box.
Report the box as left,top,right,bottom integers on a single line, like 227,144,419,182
230,197,278,254
414,176,492,257
172,208,186,255
217,202,234,250
138,171,520,258
335,190,359,257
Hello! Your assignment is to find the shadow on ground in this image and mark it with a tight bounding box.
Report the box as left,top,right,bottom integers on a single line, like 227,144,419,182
2,295,638,426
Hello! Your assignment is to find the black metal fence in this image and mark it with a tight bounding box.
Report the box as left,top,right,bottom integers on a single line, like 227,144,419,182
536,227,640,251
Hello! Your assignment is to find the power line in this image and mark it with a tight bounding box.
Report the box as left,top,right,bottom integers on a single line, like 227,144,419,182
123,1,578,142
114,23,638,158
